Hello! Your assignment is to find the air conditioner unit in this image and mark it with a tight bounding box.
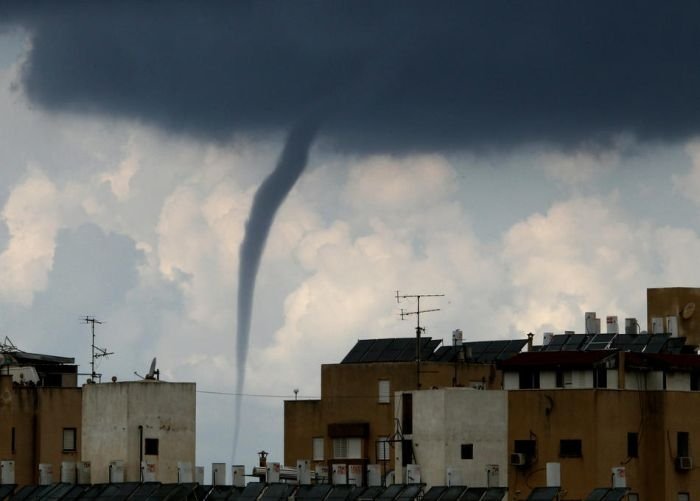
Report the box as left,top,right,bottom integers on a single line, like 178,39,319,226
676,456,693,470
510,453,527,466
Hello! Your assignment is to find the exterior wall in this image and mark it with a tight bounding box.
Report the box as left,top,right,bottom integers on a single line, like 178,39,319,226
0,375,82,486
667,372,691,391
503,372,519,390
647,287,700,344
284,361,501,469
507,389,700,501
394,388,507,489
82,381,195,483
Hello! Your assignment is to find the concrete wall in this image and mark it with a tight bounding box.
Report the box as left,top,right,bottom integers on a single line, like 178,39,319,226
82,381,195,483
507,389,700,501
395,388,507,489
0,375,82,486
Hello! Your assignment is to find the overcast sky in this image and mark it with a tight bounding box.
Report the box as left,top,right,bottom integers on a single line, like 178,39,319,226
3,3,700,476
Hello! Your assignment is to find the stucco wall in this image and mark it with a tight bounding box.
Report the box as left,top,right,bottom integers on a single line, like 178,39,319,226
395,388,507,488
82,381,195,483
0,376,82,486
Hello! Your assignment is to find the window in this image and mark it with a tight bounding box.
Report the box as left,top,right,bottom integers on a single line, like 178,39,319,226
678,432,690,458
519,370,540,389
627,432,638,458
402,393,413,434
333,438,361,459
559,439,582,458
378,380,390,403
145,438,159,456
461,443,473,460
678,494,690,501
312,437,324,461
594,366,607,388
555,370,572,388
692,372,700,391
376,437,390,461
11,427,15,453
62,428,77,452
514,439,536,458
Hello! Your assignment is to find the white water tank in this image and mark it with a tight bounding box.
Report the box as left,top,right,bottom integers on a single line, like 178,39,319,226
212,463,226,485
612,466,626,488
297,460,311,485
38,463,53,485
77,461,91,485
61,461,76,484
348,464,362,486
446,467,461,486
142,461,157,482
315,464,329,484
195,466,205,485
232,465,245,487
0,460,15,484
452,329,463,345
406,464,421,484
667,316,679,337
486,464,499,487
177,462,193,483
266,462,280,482
332,464,347,485
109,460,125,483
651,317,665,334
546,462,560,487
366,464,381,487
585,312,597,334
625,318,637,334
606,316,619,334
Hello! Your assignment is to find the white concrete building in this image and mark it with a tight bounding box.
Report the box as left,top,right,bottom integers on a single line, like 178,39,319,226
81,380,196,483
394,388,508,489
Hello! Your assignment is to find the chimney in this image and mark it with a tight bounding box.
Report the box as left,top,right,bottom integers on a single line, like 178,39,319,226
527,332,534,352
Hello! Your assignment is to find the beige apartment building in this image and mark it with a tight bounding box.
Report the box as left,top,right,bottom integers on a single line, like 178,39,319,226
0,342,196,487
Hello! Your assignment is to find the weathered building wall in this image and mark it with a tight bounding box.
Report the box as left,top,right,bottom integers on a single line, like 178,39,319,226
395,388,507,488
505,389,700,501
82,381,195,483
0,375,82,486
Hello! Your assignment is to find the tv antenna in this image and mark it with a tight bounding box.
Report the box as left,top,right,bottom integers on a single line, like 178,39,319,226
83,316,113,383
396,291,444,389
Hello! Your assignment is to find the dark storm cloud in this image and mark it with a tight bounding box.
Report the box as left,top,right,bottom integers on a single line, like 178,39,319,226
4,1,700,150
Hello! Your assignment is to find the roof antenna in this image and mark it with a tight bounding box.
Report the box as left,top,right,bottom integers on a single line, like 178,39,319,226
83,316,113,383
396,291,444,389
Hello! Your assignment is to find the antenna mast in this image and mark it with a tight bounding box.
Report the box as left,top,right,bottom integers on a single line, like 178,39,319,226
84,316,113,383
396,291,444,389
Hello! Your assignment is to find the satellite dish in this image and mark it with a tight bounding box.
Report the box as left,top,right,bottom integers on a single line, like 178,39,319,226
682,302,696,320
145,358,157,380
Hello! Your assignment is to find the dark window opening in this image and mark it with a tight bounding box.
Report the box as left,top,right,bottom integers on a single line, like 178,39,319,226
519,370,540,389
402,393,413,435
62,428,77,452
43,373,63,387
461,443,473,460
691,372,700,391
677,432,689,458
594,366,607,388
555,370,564,388
145,438,159,456
401,439,413,466
11,427,15,453
514,439,537,457
627,432,638,458
559,439,582,458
